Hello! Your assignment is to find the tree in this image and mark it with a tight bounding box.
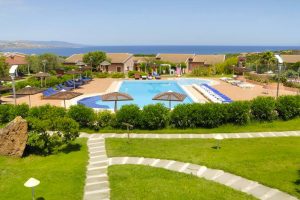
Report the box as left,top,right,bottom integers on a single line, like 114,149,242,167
0,56,9,77
26,55,40,73
83,51,107,71
39,53,62,72
259,52,276,72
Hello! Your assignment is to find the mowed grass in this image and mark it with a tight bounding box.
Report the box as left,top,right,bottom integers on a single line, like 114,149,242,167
109,165,256,200
0,138,88,200
82,117,300,134
106,137,300,198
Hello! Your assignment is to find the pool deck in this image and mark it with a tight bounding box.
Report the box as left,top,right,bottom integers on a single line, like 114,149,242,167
2,77,297,107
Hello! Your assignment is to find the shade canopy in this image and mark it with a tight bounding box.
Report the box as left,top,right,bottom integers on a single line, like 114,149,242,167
100,61,111,66
81,66,92,71
16,86,43,95
33,72,50,78
45,91,83,100
66,69,81,75
76,61,86,66
152,91,187,102
24,178,40,188
101,92,133,101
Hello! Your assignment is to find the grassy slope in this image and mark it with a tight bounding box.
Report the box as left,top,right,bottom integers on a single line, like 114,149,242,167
106,137,300,198
82,118,300,134
109,165,256,200
0,138,88,200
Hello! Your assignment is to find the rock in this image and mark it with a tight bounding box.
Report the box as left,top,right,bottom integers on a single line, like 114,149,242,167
0,116,28,157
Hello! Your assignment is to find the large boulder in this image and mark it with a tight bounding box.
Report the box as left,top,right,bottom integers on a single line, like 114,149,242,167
0,116,28,157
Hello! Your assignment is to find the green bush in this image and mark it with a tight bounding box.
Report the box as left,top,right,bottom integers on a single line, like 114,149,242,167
141,104,169,130
68,104,96,128
28,104,66,120
192,103,226,128
225,101,250,125
95,72,109,78
191,67,213,77
111,72,125,78
171,103,226,128
251,96,277,121
116,104,141,128
9,104,29,121
128,71,147,78
170,104,194,128
276,95,300,120
94,110,115,130
53,117,79,142
0,104,13,123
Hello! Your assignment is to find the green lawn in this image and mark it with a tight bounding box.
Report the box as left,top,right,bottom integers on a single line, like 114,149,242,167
82,117,300,134
0,138,88,200
106,137,300,198
109,165,256,200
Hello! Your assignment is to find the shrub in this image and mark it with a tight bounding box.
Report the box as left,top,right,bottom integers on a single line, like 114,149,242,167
28,104,66,121
251,96,277,121
276,95,300,120
111,72,125,78
94,110,115,130
128,71,147,78
95,72,109,78
170,104,194,128
68,104,96,128
191,67,213,77
171,103,226,128
9,104,29,121
192,103,226,128
141,104,169,130
0,104,13,124
116,104,141,128
225,101,250,125
53,117,79,142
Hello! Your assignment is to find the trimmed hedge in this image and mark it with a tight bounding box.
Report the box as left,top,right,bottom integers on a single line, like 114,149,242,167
68,104,96,128
225,101,251,125
141,104,169,130
276,95,300,120
116,104,141,128
251,96,277,121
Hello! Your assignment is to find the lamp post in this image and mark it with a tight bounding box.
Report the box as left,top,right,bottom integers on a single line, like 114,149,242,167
275,55,283,99
42,60,47,72
9,65,18,105
24,177,40,200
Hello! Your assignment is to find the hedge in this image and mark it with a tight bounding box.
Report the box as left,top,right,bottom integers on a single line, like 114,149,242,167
251,96,277,121
276,95,300,120
141,103,169,130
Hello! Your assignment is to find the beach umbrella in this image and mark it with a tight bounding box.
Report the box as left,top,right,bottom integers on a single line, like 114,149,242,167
0,86,12,104
66,69,81,89
33,72,50,87
45,89,82,108
101,92,133,112
16,85,43,107
152,91,187,109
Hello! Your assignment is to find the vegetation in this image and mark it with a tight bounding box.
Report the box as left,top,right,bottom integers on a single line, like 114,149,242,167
106,137,300,198
109,165,256,200
0,56,9,77
0,138,87,200
83,51,107,71
25,53,62,73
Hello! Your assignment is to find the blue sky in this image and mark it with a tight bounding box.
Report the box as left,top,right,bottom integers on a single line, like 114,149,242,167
0,0,300,46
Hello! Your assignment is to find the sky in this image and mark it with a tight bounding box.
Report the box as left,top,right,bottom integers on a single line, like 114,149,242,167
0,0,300,46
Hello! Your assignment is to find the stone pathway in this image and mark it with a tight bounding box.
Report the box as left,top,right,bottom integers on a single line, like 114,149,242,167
109,157,298,200
80,131,300,200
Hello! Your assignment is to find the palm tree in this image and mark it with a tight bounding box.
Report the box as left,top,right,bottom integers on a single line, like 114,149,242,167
259,52,276,72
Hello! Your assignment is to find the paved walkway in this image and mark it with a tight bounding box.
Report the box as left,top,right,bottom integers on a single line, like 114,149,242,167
81,131,300,200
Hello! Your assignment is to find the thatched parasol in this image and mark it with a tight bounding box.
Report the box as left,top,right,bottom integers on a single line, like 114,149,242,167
16,85,43,107
33,72,50,87
152,91,187,109
101,92,133,112
45,89,82,108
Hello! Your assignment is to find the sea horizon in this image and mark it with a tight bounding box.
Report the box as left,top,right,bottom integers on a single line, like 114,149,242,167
1,45,300,56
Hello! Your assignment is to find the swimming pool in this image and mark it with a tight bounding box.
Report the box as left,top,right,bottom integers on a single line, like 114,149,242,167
78,79,211,109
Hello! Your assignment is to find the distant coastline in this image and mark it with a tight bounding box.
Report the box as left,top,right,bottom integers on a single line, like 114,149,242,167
1,45,300,56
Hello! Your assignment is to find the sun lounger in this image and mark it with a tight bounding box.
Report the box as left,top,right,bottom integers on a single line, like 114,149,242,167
141,75,147,80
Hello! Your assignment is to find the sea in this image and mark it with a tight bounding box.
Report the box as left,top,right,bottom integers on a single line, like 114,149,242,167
1,45,300,56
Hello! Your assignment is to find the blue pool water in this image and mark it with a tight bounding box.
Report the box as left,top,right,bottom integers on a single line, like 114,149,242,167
78,79,211,109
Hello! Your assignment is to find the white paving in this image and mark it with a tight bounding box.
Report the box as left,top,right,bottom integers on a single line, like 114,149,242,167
82,131,300,200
